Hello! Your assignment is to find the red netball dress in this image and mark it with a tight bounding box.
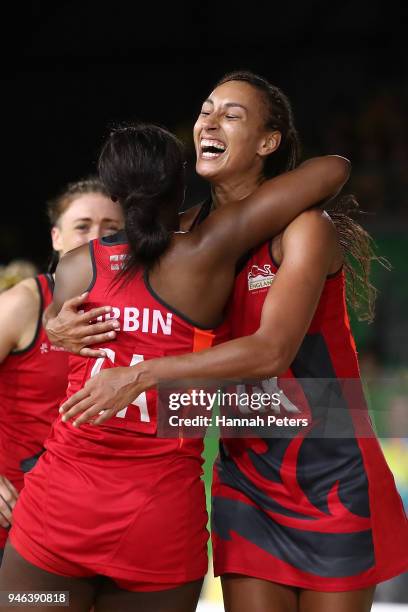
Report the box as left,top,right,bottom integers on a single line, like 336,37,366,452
212,241,408,591
0,274,69,551
10,232,229,591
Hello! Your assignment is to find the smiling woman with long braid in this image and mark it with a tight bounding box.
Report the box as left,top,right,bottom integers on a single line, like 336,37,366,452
55,72,407,612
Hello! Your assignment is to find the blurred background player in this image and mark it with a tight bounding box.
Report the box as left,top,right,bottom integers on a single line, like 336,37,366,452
0,177,123,562
0,260,39,294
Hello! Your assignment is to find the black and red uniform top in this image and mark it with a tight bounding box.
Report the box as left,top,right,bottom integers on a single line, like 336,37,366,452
212,239,408,590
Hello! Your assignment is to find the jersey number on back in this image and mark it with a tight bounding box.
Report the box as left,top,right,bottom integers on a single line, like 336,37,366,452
90,349,150,422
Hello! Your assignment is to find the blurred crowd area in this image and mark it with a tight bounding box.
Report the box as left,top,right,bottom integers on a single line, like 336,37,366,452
0,260,39,293
314,87,408,220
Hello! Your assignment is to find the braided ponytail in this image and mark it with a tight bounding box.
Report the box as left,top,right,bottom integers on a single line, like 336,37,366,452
327,195,390,323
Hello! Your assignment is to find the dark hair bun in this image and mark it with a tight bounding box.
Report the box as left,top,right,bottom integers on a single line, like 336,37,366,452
98,123,185,271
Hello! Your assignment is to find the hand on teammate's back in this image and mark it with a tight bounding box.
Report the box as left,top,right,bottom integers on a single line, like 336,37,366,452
44,293,119,357
0,475,18,528
58,363,157,427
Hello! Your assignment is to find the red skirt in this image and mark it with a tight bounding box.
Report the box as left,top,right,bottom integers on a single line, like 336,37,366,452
212,434,408,591
10,443,208,590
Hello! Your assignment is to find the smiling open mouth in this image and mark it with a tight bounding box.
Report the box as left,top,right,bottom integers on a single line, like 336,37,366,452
200,138,227,159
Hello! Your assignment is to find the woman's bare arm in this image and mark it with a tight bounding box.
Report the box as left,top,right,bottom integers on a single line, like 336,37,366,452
193,155,349,266
43,245,117,356
0,280,40,522
0,279,39,362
